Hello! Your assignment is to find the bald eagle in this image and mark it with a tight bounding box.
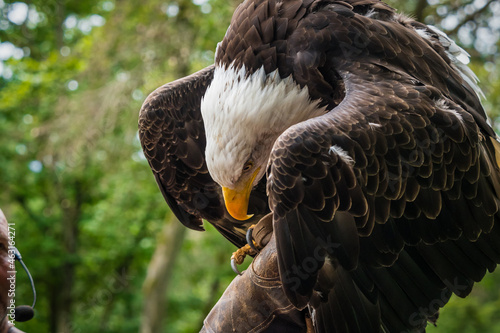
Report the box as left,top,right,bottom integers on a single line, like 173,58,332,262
139,0,500,331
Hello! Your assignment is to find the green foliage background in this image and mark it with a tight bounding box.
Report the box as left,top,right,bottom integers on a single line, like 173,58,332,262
0,0,499,332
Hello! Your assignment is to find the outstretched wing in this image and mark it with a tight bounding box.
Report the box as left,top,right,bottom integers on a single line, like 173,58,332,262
139,65,269,247
269,3,500,332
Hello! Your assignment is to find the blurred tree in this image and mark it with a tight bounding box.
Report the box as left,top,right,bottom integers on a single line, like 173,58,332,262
141,214,186,333
1,0,240,331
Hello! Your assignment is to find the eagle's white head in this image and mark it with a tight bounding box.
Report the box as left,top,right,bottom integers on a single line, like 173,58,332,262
201,64,325,220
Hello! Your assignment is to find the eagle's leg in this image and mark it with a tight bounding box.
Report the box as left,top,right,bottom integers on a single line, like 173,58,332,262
231,243,257,275
231,213,274,275
246,225,260,253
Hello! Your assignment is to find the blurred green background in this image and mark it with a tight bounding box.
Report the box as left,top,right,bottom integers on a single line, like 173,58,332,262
0,0,499,332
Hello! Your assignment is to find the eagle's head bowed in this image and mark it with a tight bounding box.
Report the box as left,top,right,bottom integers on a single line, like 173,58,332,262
201,64,326,220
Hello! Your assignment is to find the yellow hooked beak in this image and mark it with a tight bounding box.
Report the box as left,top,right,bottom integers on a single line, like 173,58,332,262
222,168,260,221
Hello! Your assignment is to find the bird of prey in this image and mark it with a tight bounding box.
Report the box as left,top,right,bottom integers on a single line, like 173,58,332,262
139,0,500,331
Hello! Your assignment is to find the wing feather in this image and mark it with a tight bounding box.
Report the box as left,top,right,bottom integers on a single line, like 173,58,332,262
139,65,269,247
268,2,500,331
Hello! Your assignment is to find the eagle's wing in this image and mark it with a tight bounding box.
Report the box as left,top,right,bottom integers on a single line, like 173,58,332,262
269,3,500,332
139,65,269,247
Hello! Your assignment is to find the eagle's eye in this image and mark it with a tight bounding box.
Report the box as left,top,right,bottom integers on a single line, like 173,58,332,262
242,160,253,173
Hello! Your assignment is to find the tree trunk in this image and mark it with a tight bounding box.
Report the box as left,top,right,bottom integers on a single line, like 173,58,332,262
140,213,187,333
51,180,83,333
413,0,428,23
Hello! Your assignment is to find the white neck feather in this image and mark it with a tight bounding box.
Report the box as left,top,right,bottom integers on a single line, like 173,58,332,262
416,25,485,100
200,64,326,186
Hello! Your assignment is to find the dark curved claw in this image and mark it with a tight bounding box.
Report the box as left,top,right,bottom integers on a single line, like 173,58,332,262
231,258,242,276
230,243,256,276
246,225,259,253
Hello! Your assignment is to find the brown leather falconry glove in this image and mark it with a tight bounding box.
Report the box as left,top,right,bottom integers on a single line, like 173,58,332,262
201,233,311,333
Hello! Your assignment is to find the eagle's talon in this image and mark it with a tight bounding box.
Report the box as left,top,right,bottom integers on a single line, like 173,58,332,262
231,258,242,275
230,243,256,275
246,225,260,253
